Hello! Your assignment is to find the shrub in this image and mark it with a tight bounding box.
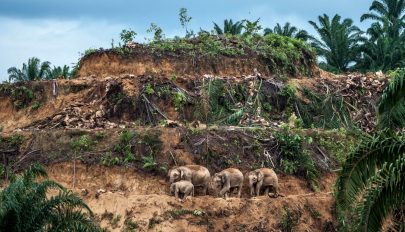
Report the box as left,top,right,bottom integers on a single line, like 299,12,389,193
11,86,33,109
70,135,93,152
279,206,301,232
274,126,320,188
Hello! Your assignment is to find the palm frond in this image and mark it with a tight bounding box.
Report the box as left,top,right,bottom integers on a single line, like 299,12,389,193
354,154,405,232
378,68,405,129
335,130,405,213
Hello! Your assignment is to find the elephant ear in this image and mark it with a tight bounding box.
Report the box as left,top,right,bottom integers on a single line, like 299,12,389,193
221,173,227,184
257,171,264,182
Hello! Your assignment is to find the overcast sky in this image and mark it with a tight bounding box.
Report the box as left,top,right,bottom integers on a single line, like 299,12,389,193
0,0,373,81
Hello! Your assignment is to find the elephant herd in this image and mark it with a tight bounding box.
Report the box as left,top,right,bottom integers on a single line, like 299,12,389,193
168,165,279,201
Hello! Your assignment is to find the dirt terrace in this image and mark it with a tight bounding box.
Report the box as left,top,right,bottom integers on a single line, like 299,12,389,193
48,163,337,232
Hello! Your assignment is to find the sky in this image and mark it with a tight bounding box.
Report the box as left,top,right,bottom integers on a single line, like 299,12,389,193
0,0,373,81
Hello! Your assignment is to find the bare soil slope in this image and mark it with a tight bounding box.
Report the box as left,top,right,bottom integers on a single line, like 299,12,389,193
48,163,337,232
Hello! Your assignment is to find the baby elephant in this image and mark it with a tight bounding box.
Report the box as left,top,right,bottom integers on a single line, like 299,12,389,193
170,180,194,202
212,168,244,199
168,165,211,195
248,168,279,198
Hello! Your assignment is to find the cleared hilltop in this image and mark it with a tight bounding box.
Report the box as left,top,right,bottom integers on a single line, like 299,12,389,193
0,35,387,231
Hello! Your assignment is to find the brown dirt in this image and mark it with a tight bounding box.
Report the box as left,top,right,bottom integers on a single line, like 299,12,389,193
77,50,272,78
47,162,337,232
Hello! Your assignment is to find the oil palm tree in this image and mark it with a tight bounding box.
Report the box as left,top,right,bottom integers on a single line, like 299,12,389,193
336,69,405,232
7,57,51,82
264,22,309,41
0,164,101,232
361,0,405,38
213,19,244,35
358,0,405,72
47,65,71,80
356,24,405,72
308,14,364,73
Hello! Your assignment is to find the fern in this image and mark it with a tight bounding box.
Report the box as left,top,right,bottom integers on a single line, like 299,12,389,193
378,68,405,129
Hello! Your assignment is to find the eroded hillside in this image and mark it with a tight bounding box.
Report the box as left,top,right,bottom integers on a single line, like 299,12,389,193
0,36,388,231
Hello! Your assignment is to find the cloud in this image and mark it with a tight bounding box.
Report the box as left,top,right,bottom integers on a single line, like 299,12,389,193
0,17,129,81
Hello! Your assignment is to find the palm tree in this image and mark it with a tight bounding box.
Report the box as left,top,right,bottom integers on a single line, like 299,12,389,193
0,164,101,232
361,0,405,38
47,65,71,80
336,69,405,232
308,14,364,73
264,22,309,41
357,0,405,72
7,57,51,82
213,19,244,35
356,24,405,72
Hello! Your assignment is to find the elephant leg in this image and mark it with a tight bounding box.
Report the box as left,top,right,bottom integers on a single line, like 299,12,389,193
203,184,208,196
264,186,269,195
250,186,255,197
219,185,230,198
273,185,279,198
238,184,243,198
175,189,179,199
256,182,262,196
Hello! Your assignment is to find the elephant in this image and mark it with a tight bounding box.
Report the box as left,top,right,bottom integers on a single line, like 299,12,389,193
211,168,244,199
247,168,279,197
170,180,194,202
168,165,211,195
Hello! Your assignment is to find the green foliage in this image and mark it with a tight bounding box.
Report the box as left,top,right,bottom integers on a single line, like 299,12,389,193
309,14,364,73
278,83,297,98
297,88,353,129
147,23,164,41
0,164,100,231
213,19,244,35
145,84,155,95
82,48,98,57
264,22,309,41
120,29,137,44
142,155,157,170
8,133,24,147
274,126,320,188
7,57,51,82
101,152,121,166
335,130,405,232
242,18,262,36
378,68,405,129
317,128,357,165
47,65,72,80
71,135,93,152
30,102,41,110
172,91,187,110
110,214,121,228
179,8,193,38
165,209,204,220
95,131,105,141
147,33,314,76
304,202,321,219
356,0,405,71
114,130,136,160
279,206,301,232
123,217,138,232
11,86,33,109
